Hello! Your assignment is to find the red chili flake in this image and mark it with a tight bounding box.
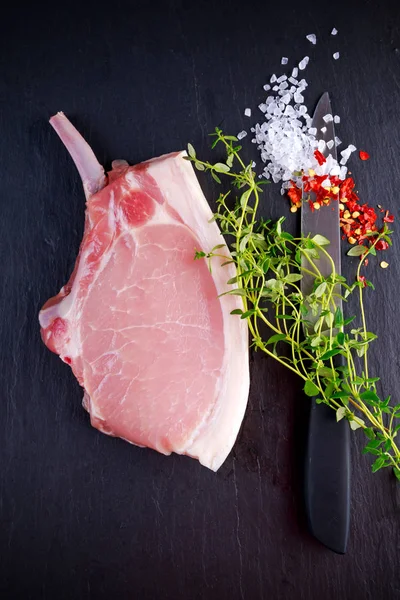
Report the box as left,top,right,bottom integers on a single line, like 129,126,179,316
286,162,393,255
358,275,367,287
314,150,326,165
339,177,355,200
287,184,302,205
359,151,370,161
375,239,389,251
383,212,395,223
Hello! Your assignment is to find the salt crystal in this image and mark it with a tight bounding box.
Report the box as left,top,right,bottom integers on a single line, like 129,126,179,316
321,126,327,133
321,178,331,188
330,165,341,176
251,161,256,168
244,108,251,117
323,114,333,123
298,56,309,70
281,57,288,65
339,166,348,179
335,136,342,146
294,92,304,103
334,115,340,124
348,144,357,152
333,52,340,60
263,84,271,91
327,140,334,150
237,130,247,140
331,28,338,36
306,33,317,45
252,68,345,192
270,74,277,83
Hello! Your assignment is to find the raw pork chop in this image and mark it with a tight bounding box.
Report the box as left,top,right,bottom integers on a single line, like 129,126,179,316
39,113,249,471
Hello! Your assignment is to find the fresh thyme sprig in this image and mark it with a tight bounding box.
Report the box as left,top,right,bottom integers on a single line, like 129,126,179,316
186,128,400,478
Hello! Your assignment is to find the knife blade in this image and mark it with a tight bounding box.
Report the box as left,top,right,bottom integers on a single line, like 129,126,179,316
301,92,351,554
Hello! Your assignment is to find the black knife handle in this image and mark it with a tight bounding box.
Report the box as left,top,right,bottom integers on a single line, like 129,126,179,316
304,353,351,554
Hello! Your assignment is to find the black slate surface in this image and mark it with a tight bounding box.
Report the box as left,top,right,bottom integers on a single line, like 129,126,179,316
1,1,400,598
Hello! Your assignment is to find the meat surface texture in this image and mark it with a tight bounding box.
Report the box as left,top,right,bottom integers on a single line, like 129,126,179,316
39,113,249,471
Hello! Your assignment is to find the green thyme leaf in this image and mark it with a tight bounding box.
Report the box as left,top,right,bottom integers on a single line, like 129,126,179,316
304,380,320,397
312,234,330,246
336,406,346,421
315,282,327,297
187,143,196,158
371,457,385,473
213,162,231,173
266,333,287,345
347,245,367,257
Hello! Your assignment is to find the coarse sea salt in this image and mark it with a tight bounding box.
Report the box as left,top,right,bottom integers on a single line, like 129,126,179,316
249,43,356,194
298,56,309,70
331,28,338,35
333,52,340,60
281,57,288,65
306,33,317,44
237,130,247,140
244,108,251,117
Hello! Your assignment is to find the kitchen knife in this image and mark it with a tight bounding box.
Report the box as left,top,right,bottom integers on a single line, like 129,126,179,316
301,92,351,554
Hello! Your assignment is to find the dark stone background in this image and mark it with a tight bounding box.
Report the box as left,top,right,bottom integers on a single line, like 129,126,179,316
1,1,399,598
